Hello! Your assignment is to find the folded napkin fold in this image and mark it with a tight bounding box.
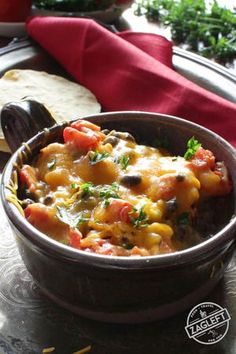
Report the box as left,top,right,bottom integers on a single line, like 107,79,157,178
27,17,236,146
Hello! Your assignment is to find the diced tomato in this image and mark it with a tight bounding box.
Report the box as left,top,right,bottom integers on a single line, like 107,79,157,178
71,120,101,132
156,174,176,201
64,119,105,151
83,237,114,255
69,228,82,249
98,242,114,255
213,162,232,195
63,127,99,150
63,119,105,151
19,165,38,193
25,203,50,226
214,162,228,179
130,246,149,256
106,199,133,223
189,147,215,170
25,204,71,241
159,240,174,253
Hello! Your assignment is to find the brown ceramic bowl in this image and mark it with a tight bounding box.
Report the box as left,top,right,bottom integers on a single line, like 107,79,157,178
1,111,236,323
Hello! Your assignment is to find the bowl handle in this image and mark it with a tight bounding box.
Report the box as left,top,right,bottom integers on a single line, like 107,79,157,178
0,100,57,153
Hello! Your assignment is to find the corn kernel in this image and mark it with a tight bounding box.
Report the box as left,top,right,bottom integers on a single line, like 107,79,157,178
147,222,173,238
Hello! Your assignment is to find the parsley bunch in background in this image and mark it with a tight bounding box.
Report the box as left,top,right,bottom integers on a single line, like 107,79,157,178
135,0,236,65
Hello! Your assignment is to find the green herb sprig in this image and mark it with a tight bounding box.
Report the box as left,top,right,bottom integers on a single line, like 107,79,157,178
56,206,88,228
77,182,120,206
130,205,149,228
47,158,56,170
89,151,110,165
178,212,190,226
80,182,94,196
99,183,120,208
135,0,236,64
99,183,120,199
184,137,201,160
115,154,130,170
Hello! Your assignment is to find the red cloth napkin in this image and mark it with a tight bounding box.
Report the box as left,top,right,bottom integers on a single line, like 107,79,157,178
27,17,236,146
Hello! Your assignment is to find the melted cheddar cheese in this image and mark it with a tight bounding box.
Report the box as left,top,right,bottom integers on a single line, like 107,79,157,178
19,120,232,256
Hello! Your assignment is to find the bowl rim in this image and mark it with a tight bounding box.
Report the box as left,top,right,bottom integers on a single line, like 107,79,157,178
1,111,236,270
31,1,133,17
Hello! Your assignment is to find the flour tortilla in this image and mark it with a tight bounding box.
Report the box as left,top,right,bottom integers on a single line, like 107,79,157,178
0,69,101,152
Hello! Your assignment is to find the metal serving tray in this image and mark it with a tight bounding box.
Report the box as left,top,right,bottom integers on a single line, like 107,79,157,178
0,38,235,103
0,39,235,354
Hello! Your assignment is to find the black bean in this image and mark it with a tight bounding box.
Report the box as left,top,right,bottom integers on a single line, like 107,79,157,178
121,237,134,250
176,174,185,182
120,174,142,187
101,129,110,135
166,198,178,214
21,198,34,208
103,136,120,146
111,131,136,142
43,195,54,205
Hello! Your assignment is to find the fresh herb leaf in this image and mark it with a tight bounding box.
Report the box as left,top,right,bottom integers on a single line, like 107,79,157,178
99,183,119,199
73,215,89,228
78,182,120,202
152,136,169,149
184,137,201,160
178,212,190,226
89,151,110,165
111,182,119,189
135,0,236,64
56,205,88,228
130,205,149,228
117,155,130,170
99,183,120,208
80,182,94,196
71,182,79,189
121,240,134,250
56,205,71,225
47,158,56,170
103,199,111,208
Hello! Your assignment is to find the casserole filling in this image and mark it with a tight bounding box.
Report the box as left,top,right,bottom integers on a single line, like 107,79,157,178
19,120,232,256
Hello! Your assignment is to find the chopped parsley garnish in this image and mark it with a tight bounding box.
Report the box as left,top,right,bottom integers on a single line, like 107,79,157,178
56,205,69,225
80,182,94,196
99,183,119,199
71,182,79,189
99,183,120,208
47,158,56,170
184,137,201,160
103,199,111,208
76,182,120,206
56,205,88,228
152,136,169,149
130,205,149,228
178,212,190,226
116,154,130,170
89,151,110,165
121,240,134,250
135,0,236,65
73,215,89,228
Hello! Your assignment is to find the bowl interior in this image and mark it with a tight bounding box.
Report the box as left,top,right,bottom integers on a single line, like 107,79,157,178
2,111,236,267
